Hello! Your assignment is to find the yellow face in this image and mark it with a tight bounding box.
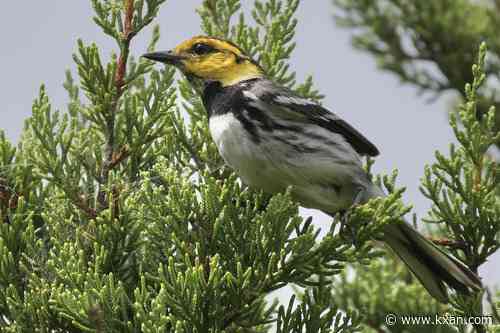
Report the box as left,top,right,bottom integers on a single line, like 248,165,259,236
143,36,264,87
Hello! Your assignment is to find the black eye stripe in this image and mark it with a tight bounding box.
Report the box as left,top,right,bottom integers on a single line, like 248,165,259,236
191,43,216,55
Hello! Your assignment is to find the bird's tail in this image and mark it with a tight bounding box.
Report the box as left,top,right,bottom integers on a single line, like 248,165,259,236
366,184,482,303
382,222,481,303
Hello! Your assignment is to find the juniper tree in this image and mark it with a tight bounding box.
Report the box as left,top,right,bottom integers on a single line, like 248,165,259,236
332,0,500,150
0,1,498,333
0,0,380,331
330,1,500,331
330,44,500,333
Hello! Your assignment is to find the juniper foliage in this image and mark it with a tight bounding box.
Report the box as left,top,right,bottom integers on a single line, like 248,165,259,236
327,44,500,333
0,0,387,331
332,1,500,330
332,0,500,149
0,1,498,333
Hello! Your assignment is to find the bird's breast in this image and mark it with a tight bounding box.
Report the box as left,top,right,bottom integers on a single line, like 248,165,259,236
208,112,284,192
208,110,365,213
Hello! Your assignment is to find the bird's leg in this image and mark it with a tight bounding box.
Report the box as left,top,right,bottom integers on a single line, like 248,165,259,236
351,185,369,206
339,210,357,246
340,186,369,247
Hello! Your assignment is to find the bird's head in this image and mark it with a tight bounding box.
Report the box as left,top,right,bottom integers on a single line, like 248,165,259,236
142,36,264,88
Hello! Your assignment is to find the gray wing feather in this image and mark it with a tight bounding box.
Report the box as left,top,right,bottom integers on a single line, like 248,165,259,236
248,79,380,157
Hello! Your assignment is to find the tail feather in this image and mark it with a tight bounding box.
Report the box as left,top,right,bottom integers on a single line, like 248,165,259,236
383,222,482,303
362,183,481,303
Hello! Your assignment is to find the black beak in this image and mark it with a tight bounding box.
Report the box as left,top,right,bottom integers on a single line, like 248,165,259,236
142,50,185,64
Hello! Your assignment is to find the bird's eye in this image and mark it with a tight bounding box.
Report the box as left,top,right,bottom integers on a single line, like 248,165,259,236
191,43,215,55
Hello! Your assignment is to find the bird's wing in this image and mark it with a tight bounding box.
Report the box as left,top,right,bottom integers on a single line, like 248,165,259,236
246,79,380,157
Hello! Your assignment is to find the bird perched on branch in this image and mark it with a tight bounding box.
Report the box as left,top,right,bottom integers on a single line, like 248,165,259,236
143,36,482,303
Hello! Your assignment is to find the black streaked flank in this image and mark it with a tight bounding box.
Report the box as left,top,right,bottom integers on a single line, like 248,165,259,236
271,134,320,154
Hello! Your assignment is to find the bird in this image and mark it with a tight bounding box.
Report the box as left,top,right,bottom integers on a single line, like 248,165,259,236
142,36,482,303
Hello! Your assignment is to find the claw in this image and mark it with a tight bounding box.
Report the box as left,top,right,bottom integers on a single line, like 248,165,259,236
339,210,359,247
339,186,370,248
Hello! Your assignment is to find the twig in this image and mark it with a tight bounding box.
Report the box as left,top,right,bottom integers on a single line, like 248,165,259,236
75,194,97,219
97,0,135,208
110,145,131,170
0,180,19,211
427,236,467,249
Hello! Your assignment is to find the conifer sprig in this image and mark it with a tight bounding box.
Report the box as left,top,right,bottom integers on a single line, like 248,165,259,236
329,42,499,333
0,1,498,332
421,43,500,273
333,0,500,146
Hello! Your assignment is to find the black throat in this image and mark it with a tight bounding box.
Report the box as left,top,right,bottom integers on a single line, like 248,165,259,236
201,79,259,117
201,81,224,117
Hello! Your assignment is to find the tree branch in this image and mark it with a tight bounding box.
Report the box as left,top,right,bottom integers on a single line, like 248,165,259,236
0,179,19,213
427,236,467,250
97,0,135,209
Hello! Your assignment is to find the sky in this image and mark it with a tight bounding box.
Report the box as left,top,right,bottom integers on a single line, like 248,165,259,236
0,0,497,293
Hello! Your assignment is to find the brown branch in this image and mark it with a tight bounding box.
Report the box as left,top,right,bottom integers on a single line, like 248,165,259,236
98,0,135,209
75,194,97,219
110,183,123,220
427,236,467,249
110,145,131,170
0,176,97,220
115,0,134,92
0,180,19,211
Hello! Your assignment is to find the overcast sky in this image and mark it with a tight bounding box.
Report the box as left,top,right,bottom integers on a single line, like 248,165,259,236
0,1,497,291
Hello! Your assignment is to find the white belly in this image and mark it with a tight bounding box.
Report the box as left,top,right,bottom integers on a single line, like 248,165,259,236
209,113,282,191
208,112,363,213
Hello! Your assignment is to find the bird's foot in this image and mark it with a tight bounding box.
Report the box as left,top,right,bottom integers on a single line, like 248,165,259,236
339,210,360,247
339,187,370,247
